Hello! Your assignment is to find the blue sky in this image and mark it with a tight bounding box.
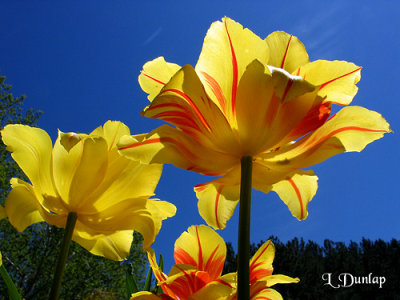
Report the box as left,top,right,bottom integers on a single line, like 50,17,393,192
1,1,399,271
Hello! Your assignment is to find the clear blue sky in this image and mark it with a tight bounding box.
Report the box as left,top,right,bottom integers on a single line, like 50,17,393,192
1,1,399,271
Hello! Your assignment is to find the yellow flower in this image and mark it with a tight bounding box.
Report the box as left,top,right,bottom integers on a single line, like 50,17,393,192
119,17,391,229
2,121,176,261
130,225,298,300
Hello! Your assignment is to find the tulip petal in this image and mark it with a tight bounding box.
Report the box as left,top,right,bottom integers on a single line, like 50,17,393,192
196,17,269,119
5,178,44,231
78,197,157,249
72,226,133,261
236,60,316,155
174,225,226,280
52,133,108,210
1,125,55,196
250,283,283,300
264,274,300,287
142,64,239,154
190,277,235,300
261,106,391,171
119,124,237,175
298,60,361,105
271,171,318,220
249,240,274,283
130,291,164,300
265,31,309,74
91,120,131,151
81,159,163,212
195,171,241,230
69,137,109,209
146,199,177,238
147,248,176,298
164,266,211,299
139,56,181,101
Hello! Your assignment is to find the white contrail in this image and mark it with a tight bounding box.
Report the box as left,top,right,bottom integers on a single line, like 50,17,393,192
143,27,163,46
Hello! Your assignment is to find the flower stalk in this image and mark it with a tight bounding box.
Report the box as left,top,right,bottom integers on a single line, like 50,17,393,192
237,156,253,300
49,212,77,300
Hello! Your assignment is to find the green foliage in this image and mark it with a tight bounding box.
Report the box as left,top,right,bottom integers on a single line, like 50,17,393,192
0,74,147,299
223,237,400,299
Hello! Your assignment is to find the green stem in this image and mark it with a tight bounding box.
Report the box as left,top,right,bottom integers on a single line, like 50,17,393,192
49,212,77,300
237,156,252,300
0,265,22,300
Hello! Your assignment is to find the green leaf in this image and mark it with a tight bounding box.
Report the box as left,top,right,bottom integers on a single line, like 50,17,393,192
126,264,139,298
0,265,22,300
154,254,164,295
143,264,153,291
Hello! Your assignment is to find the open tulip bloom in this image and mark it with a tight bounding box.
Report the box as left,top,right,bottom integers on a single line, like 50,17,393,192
1,121,176,298
130,225,298,300
119,16,390,229
118,16,391,298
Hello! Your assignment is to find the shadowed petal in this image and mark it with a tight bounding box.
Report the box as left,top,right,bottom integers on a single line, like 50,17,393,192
72,226,133,261
78,197,157,249
119,125,237,175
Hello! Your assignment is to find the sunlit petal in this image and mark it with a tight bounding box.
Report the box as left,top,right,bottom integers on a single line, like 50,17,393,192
264,274,300,287
196,17,269,120
249,240,274,283
261,106,391,171
5,178,44,231
250,282,283,300
143,64,239,153
195,171,240,230
298,60,361,105
1,125,55,196
174,225,226,280
265,31,309,73
139,56,181,101
271,171,318,220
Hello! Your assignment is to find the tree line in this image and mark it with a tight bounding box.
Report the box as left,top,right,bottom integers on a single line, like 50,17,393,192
224,236,400,299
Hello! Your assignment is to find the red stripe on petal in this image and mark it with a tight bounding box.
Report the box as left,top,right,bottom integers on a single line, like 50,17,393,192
200,71,227,113
196,227,204,270
288,178,304,219
161,89,212,132
319,67,362,90
119,137,163,150
280,35,293,69
174,248,197,266
142,72,166,85
306,125,389,149
281,78,294,102
215,185,223,229
224,19,238,117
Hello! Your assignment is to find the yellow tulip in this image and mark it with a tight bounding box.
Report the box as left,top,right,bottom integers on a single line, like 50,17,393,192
130,225,298,300
2,121,176,261
119,17,390,229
